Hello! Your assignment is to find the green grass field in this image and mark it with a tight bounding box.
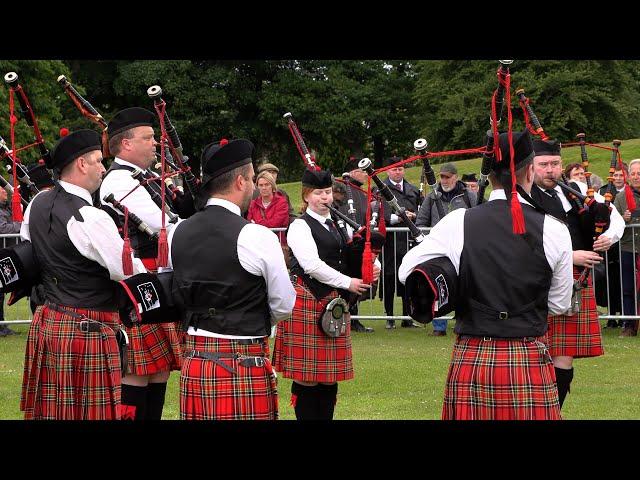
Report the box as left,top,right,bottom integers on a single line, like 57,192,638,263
1,311,639,420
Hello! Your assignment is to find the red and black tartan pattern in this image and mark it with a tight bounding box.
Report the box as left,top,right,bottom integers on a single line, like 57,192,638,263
124,322,183,376
180,335,278,420
21,304,122,420
272,278,354,383
442,336,562,420
545,268,604,358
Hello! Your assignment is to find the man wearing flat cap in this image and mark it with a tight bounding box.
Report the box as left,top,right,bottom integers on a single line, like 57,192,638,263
416,162,477,336
99,107,188,420
19,129,147,419
400,129,574,420
530,137,624,410
168,138,296,420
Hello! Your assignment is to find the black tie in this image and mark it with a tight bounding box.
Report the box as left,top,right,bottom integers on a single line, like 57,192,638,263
325,218,344,247
544,188,565,219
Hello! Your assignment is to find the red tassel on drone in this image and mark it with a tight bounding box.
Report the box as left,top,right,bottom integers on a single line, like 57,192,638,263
361,241,374,285
121,207,133,275
156,227,169,268
11,187,23,222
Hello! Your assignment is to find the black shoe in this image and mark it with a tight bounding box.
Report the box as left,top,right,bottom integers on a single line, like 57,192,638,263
385,320,396,330
606,320,620,329
401,321,419,328
0,325,16,337
351,320,374,333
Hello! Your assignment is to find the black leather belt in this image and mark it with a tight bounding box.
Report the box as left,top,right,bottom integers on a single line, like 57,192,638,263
185,350,266,374
458,335,538,342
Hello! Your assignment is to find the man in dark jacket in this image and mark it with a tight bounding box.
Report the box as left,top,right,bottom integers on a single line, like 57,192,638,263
416,162,477,335
378,157,422,329
0,185,21,336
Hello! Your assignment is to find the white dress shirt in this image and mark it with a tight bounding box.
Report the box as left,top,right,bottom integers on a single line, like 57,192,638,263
541,182,625,243
20,181,146,281
167,197,296,339
287,208,353,290
398,188,574,315
388,179,404,225
99,157,175,232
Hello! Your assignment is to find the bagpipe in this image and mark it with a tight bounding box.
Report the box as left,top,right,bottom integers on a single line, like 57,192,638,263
476,60,513,205
2,72,52,220
415,138,445,218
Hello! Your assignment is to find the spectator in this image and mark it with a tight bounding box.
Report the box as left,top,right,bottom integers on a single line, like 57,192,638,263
461,173,479,194
247,171,290,245
600,163,628,200
377,157,421,329
0,186,22,337
564,163,586,183
416,162,477,336
613,159,640,337
255,162,296,222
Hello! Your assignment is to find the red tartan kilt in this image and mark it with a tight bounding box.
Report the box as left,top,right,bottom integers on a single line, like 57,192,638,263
124,322,183,376
180,335,277,420
545,268,604,358
442,336,561,420
21,304,123,420
272,278,354,383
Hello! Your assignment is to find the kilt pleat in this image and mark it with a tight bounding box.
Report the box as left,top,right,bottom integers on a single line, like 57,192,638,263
20,304,123,420
180,335,277,420
442,336,561,420
272,278,353,383
546,268,604,358
124,322,183,376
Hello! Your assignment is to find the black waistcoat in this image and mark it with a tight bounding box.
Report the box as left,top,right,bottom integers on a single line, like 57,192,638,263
456,200,553,337
289,213,348,301
101,162,176,259
29,184,117,310
171,205,271,336
530,186,590,250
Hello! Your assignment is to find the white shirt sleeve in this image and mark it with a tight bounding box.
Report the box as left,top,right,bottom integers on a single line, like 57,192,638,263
543,215,574,315
67,205,147,281
100,169,174,232
237,223,296,323
19,190,49,242
398,208,466,284
287,218,352,290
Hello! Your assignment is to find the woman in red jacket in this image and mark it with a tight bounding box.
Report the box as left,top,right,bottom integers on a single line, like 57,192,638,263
247,171,290,244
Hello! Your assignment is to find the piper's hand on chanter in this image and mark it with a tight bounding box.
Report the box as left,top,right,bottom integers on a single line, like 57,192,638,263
405,210,417,221
592,235,613,252
348,278,371,295
573,250,603,267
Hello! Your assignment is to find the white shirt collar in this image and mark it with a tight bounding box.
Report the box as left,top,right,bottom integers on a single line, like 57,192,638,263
488,188,533,207
306,207,331,224
58,180,94,206
115,157,146,171
389,179,403,189
206,197,241,216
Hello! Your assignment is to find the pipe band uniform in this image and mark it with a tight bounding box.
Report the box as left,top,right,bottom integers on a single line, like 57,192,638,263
168,137,295,420
99,106,185,421
399,129,575,420
530,137,624,409
273,167,372,420
19,129,147,420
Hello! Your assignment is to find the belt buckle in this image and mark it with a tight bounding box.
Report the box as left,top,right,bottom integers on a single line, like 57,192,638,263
79,320,90,333
498,312,508,320
483,336,493,341
253,357,265,367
